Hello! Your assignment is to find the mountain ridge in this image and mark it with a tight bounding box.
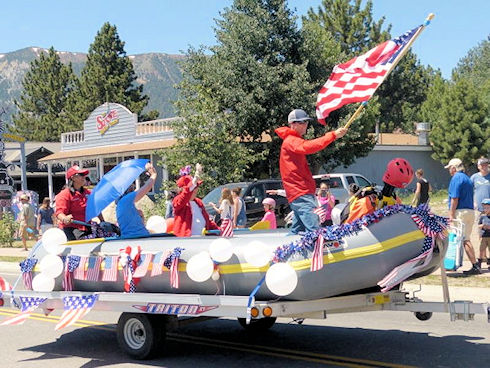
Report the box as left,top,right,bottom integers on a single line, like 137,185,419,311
0,47,184,126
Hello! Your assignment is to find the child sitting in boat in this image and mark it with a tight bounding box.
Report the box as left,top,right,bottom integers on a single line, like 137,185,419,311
116,163,157,238
344,158,413,223
261,197,277,229
172,164,219,237
209,188,234,224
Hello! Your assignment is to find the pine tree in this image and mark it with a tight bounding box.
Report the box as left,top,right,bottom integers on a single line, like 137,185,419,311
426,78,489,167
66,23,157,123
11,47,76,141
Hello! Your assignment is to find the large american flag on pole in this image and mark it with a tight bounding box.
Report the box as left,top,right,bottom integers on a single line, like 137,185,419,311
55,294,98,330
316,26,421,124
1,296,47,325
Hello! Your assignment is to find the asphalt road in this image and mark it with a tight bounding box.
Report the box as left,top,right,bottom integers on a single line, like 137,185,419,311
1,273,489,368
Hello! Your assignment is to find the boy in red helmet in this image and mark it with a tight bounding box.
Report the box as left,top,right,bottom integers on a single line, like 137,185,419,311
345,158,413,223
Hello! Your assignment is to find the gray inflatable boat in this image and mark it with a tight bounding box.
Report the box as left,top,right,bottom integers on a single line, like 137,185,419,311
28,209,447,301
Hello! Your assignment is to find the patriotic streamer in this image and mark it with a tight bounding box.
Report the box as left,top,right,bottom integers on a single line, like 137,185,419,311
273,204,448,264
150,251,168,277
119,246,141,293
101,255,119,282
55,295,98,330
310,235,325,272
19,258,38,290
378,236,435,292
1,296,46,325
164,247,184,288
220,218,233,238
63,255,80,291
314,206,328,224
133,253,153,278
73,256,88,280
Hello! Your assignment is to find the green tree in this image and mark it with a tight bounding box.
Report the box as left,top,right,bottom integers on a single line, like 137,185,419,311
66,23,157,124
11,47,76,141
424,78,489,167
165,0,313,183
452,36,490,106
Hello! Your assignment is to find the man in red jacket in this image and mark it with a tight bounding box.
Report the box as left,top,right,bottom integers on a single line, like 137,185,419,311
275,109,348,234
172,164,219,237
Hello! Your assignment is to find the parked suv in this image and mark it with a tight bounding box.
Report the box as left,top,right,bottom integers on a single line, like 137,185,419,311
313,173,376,203
203,179,290,227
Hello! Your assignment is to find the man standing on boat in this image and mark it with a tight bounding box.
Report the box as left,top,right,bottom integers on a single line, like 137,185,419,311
275,109,348,234
445,158,480,275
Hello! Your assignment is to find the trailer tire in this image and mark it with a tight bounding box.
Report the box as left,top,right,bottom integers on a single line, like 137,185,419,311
237,317,276,332
117,313,165,359
414,311,432,321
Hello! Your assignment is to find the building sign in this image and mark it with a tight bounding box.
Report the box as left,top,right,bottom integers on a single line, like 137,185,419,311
96,109,119,135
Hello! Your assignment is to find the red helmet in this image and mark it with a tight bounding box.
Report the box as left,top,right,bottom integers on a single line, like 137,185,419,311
382,158,414,188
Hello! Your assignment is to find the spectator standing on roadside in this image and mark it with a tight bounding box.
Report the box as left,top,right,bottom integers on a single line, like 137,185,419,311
316,181,335,226
411,168,432,206
445,158,480,275
37,197,56,237
471,157,490,213
18,193,36,251
477,198,490,270
232,187,247,228
275,109,347,234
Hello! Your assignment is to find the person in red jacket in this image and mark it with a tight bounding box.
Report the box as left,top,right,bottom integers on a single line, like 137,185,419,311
172,164,219,237
275,109,348,234
56,165,104,240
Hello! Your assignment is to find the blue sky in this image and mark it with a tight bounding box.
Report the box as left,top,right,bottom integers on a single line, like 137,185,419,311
1,1,488,78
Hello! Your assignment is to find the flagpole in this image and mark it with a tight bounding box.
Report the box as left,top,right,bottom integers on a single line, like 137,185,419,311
343,13,435,130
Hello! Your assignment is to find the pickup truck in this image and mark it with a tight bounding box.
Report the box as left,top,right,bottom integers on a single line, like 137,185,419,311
313,173,377,203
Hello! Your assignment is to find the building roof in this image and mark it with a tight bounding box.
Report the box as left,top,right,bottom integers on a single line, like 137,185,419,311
38,139,177,163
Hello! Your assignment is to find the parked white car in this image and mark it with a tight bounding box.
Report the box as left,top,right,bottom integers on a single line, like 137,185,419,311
313,173,377,204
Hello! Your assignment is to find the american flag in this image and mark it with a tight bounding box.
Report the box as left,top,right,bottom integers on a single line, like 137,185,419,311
316,26,421,124
164,251,181,289
101,255,119,282
378,236,434,292
63,255,80,291
150,251,166,277
310,235,325,272
0,275,12,291
86,256,102,282
314,206,328,224
133,253,153,278
1,296,46,325
55,294,98,330
73,256,88,280
20,258,37,290
220,218,233,238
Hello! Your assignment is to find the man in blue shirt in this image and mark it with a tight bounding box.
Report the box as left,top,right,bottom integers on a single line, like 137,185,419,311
446,158,479,275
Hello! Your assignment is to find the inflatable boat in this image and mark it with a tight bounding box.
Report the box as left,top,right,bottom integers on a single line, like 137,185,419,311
23,204,448,301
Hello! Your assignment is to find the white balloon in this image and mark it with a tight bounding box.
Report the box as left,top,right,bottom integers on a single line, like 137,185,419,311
39,254,64,278
209,238,233,263
265,263,298,296
243,241,272,267
211,270,220,281
42,228,67,255
186,253,214,282
32,273,55,292
146,215,167,233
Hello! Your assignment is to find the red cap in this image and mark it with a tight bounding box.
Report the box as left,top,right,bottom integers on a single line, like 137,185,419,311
66,165,89,180
176,175,202,188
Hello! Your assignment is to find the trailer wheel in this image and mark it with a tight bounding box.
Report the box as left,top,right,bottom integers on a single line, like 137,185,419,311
414,311,433,321
237,317,276,332
116,313,165,359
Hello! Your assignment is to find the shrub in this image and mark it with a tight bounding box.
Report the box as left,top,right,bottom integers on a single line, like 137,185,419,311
0,211,18,247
